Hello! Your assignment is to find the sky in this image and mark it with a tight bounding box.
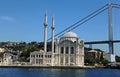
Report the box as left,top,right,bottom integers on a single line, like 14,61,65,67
0,0,120,55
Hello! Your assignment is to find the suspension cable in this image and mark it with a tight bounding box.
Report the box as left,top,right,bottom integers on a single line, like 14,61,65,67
48,3,120,41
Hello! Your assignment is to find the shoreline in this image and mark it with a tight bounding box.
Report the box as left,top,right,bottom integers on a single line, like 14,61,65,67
0,65,119,69
0,65,96,69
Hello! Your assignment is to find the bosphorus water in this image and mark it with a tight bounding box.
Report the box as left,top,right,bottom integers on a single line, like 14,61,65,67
0,68,120,77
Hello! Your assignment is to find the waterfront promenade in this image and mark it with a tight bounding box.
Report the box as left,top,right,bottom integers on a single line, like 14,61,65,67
0,65,95,69
1,64,120,69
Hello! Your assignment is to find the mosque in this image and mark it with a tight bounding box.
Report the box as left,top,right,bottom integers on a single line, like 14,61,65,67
30,12,84,66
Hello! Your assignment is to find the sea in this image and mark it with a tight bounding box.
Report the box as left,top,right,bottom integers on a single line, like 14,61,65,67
0,68,120,77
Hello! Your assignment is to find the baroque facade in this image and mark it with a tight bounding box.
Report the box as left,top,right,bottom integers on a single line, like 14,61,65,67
54,31,84,66
30,12,84,66
30,31,84,66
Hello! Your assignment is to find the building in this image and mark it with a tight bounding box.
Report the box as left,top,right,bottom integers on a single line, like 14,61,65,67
30,50,52,65
0,51,19,65
84,49,103,64
30,31,84,66
30,13,84,66
85,50,102,60
2,52,13,65
0,48,5,53
55,31,84,66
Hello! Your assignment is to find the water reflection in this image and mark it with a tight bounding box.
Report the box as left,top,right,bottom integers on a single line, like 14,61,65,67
0,68,120,77
55,69,85,77
27,68,85,77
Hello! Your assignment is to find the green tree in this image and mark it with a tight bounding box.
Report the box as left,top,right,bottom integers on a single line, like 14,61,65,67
20,45,38,59
116,56,120,62
101,58,109,66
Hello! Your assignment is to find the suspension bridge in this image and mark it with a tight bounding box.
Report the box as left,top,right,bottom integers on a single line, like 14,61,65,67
48,3,120,55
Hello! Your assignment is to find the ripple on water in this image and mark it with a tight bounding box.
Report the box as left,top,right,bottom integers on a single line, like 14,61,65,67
0,68,120,77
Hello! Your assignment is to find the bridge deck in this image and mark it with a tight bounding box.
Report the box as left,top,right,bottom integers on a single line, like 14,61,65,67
84,40,120,44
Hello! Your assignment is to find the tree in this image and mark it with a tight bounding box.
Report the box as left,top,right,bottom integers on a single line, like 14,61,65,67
116,56,120,62
20,45,38,60
101,58,109,66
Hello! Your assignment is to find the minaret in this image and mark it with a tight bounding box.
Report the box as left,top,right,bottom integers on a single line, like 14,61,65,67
44,12,48,52
51,16,55,66
51,16,55,54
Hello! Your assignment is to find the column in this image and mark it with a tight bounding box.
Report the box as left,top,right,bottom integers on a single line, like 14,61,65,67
35,54,36,65
77,44,80,65
63,47,65,65
58,47,60,66
68,46,70,66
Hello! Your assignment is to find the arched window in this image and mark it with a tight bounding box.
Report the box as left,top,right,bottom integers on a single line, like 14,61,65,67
61,47,64,54
71,47,74,54
66,47,69,54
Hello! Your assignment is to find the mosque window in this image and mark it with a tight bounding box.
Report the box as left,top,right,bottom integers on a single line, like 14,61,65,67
71,47,74,54
61,47,64,54
49,55,51,58
36,55,38,57
41,55,43,58
74,41,76,43
66,47,69,54
32,55,35,58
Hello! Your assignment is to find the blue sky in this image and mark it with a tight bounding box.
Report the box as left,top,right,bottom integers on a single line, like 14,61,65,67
0,0,120,55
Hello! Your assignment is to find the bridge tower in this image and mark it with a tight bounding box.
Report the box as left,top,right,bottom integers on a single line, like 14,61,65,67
108,3,114,55
107,3,115,62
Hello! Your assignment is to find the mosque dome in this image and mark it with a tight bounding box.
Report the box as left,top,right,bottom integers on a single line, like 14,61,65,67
62,31,79,38
60,31,80,42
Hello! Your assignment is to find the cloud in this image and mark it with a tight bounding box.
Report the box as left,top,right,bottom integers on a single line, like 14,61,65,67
0,16,15,22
